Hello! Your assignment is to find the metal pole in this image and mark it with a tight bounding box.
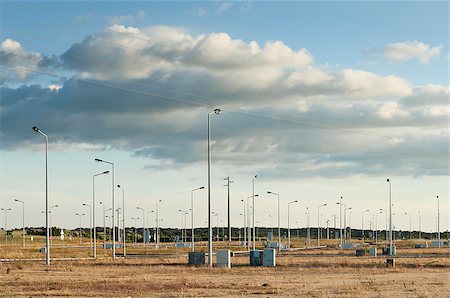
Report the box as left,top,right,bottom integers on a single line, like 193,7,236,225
14,199,25,248
437,196,440,248
252,175,257,250
418,211,421,239
339,197,343,249
241,199,246,249
225,177,231,242
387,179,393,255
117,186,126,256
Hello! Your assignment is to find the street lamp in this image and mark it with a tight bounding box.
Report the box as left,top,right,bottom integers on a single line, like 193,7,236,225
32,126,50,266
251,175,257,250
93,170,109,258
436,195,440,248
191,186,205,252
267,191,281,251
418,211,421,239
241,199,246,249
156,199,162,249
317,203,327,246
387,179,393,255
14,199,25,248
380,208,388,241
76,213,85,245
117,184,126,256
178,209,187,242
344,206,352,243
305,207,311,246
49,204,59,247
362,209,370,243
137,207,146,246
99,202,106,244
95,158,115,259
207,108,221,267
82,203,92,249
404,212,412,240
337,196,343,249
374,211,383,243
1,208,11,244
106,207,112,241
147,210,154,245
212,212,219,241
287,200,298,249
268,214,274,236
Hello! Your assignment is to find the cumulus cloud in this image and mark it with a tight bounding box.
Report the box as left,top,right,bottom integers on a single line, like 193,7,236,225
1,26,448,178
218,2,233,12
0,39,44,83
383,41,442,64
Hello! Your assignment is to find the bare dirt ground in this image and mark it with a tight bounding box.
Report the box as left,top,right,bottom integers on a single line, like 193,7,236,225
1,237,449,297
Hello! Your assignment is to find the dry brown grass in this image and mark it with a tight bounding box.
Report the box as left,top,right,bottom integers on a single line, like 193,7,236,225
1,237,449,297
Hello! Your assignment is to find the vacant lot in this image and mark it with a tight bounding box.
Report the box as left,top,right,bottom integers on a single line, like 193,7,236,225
1,238,449,297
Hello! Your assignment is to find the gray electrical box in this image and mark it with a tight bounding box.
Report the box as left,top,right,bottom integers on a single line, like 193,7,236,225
216,249,231,268
263,249,276,267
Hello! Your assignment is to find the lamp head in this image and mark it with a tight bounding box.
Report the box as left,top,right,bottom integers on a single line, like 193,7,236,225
294,200,298,203
117,184,121,188
200,186,205,189
95,158,102,162
103,171,110,174
254,194,259,197
82,203,87,206
387,178,390,182
32,126,40,133
213,108,221,114
267,191,271,194
14,199,18,202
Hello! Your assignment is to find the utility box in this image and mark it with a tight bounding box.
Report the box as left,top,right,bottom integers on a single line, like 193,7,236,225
381,246,396,256
263,249,276,267
267,231,273,241
103,243,123,249
343,243,357,249
250,250,263,266
188,252,205,266
369,246,377,256
431,241,445,247
39,247,47,253
386,258,395,267
356,249,365,256
216,249,231,269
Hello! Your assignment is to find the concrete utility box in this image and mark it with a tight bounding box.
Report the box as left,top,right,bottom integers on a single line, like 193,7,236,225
369,246,377,256
188,252,205,266
216,249,231,269
250,250,263,266
263,249,276,267
356,249,365,256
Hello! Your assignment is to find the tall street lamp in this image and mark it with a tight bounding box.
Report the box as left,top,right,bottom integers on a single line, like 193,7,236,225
317,203,327,246
287,200,298,249
404,212,412,240
337,196,343,249
179,209,187,242
436,195,440,248
95,158,115,259
99,202,106,245
212,212,219,241
361,209,369,243
380,208,388,241
14,199,25,248
305,207,311,246
76,213,85,245
1,208,11,244
344,206,352,243
207,108,221,267
93,171,109,258
191,186,205,252
224,177,233,243
137,207,146,246
418,211,421,239
241,199,246,249
374,211,383,243
267,191,281,251
251,175,257,250
147,210,154,245
156,200,162,249
387,179,393,255
32,126,50,266
82,203,92,249
117,185,126,255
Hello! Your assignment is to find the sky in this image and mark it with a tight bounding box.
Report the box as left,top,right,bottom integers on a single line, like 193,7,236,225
0,1,448,234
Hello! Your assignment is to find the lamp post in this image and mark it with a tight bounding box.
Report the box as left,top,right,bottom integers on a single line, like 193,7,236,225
136,207,145,246
49,204,59,247
95,158,115,259
32,126,50,266
156,199,162,249
317,203,327,246
252,175,257,250
348,212,352,241
288,200,298,249
99,202,106,244
404,212,412,240
380,208,388,241
117,185,126,256
224,177,233,243
239,214,244,242
82,203,92,249
268,214,274,236
131,217,137,243
337,196,343,249
344,206,352,243
418,211,421,239
106,207,112,241
147,210,154,245
325,219,330,240
76,213,85,245
191,186,204,252
14,199,25,248
362,209,369,243
93,171,109,258
436,196,440,248
178,209,186,242
207,108,221,267
374,211,383,243
241,199,246,249
1,208,11,244
246,194,258,251
305,207,311,246
212,212,219,241
387,179,393,255
267,191,281,251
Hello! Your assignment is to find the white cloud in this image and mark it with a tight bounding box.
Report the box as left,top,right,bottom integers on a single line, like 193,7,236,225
108,14,134,25
383,41,442,64
0,38,43,82
375,102,410,119
193,6,208,17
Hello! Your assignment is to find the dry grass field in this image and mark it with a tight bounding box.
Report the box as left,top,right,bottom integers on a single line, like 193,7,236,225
1,236,449,297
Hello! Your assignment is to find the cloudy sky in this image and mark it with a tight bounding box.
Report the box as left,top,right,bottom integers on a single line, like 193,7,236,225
0,1,448,233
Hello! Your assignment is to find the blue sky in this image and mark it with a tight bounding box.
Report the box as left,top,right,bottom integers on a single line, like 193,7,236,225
0,1,448,233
